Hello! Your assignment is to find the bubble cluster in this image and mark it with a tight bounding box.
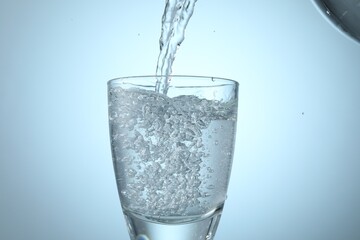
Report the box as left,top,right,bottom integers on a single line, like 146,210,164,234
109,87,237,217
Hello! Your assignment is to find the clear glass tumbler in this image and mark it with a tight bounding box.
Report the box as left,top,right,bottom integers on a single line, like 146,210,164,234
108,75,239,240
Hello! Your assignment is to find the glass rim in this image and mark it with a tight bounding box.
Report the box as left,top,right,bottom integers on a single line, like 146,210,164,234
107,75,239,87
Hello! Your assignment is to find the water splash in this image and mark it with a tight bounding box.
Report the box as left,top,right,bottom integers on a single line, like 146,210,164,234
155,0,198,94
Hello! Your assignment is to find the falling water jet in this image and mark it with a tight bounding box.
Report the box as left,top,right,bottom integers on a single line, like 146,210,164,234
155,0,198,94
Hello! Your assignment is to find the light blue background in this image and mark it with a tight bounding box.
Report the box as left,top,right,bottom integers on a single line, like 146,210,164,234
1,0,360,239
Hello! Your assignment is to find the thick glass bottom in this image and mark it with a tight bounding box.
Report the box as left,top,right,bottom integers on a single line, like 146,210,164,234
123,206,223,240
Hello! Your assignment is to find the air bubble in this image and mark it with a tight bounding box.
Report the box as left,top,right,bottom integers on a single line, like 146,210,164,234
126,169,136,178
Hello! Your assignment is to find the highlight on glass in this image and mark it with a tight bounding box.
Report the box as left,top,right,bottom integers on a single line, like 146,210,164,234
313,0,360,43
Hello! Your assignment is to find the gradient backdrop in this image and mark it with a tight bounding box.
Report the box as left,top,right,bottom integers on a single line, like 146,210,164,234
1,0,360,239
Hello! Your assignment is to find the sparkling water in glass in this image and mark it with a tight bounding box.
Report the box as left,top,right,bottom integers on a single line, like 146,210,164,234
108,76,239,240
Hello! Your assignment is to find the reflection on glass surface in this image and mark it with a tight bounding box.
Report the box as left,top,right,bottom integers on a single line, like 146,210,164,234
313,0,360,43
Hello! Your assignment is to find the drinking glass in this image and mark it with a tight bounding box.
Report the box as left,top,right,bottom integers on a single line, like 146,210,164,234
108,75,239,240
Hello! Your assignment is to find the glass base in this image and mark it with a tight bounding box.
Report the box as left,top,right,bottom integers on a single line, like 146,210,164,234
123,207,223,240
